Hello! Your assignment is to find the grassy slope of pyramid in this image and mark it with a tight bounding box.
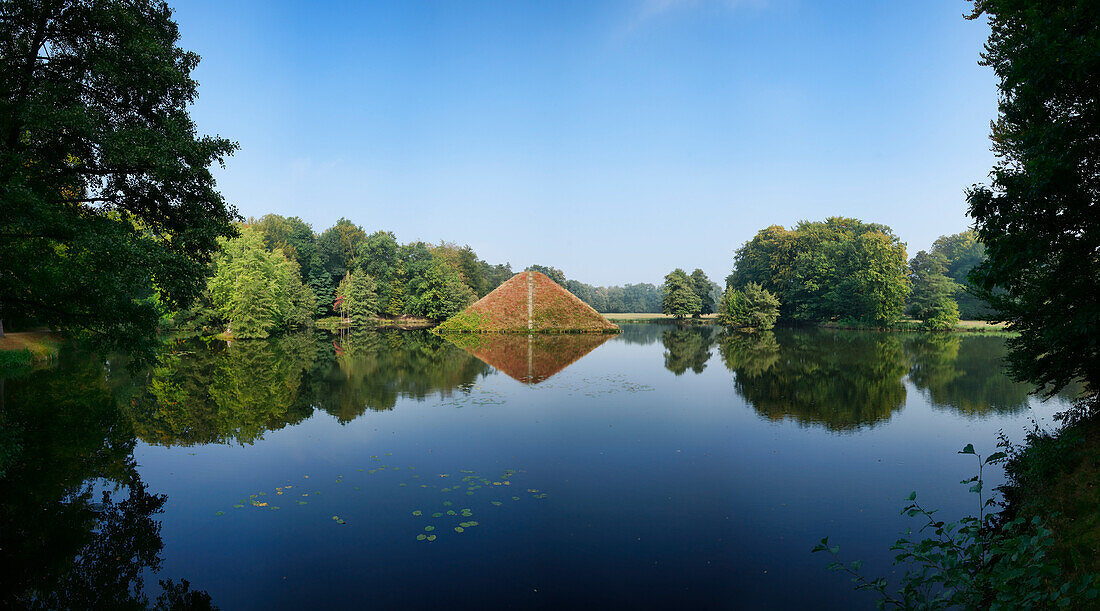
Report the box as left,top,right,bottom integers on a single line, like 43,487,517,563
436,271,619,333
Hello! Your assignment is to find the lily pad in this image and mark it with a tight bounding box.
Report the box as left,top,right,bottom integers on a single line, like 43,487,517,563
427,534,436,542
215,511,225,516
233,504,245,509
446,510,457,516
424,526,435,532
417,534,427,541
454,526,464,533
491,501,502,506
432,512,443,518
442,501,453,507
412,510,422,516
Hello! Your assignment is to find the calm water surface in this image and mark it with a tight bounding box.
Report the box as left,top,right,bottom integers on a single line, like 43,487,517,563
0,325,1070,609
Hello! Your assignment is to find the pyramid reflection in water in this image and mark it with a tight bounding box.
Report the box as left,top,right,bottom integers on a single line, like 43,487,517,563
444,333,614,384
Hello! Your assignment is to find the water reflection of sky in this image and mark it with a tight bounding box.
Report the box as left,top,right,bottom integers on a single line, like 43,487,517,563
1,326,1071,609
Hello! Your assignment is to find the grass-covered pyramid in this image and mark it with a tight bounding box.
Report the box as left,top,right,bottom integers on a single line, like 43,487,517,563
436,271,619,333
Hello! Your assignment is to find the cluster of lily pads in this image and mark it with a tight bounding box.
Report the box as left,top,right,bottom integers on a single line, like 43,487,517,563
215,460,549,544
437,383,508,408
539,374,654,396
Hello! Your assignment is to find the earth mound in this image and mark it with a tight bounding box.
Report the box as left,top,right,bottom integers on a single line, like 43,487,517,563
436,271,619,334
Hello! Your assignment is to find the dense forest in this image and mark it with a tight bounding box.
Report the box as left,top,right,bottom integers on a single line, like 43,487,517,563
166,215,685,339
720,219,992,331
168,215,995,339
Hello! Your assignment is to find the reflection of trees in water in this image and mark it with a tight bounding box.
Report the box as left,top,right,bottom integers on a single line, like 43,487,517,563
720,329,908,431
125,331,493,441
128,334,318,446
718,331,780,377
0,354,215,609
615,323,665,346
315,330,492,422
904,335,1075,417
661,327,717,375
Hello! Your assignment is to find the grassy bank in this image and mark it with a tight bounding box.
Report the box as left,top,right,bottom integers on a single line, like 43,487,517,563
0,331,61,368
603,313,1009,333
603,313,718,324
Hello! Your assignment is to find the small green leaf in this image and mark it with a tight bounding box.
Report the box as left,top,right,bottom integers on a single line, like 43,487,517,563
959,444,976,455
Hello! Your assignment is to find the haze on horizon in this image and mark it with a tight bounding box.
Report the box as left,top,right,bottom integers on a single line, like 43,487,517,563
176,0,997,287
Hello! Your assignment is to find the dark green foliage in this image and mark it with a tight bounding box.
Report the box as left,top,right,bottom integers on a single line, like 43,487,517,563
662,269,702,319
689,269,716,316
355,231,400,314
0,0,238,358
526,265,566,286
964,0,1100,403
717,282,780,330
336,271,379,326
406,255,476,320
908,250,960,331
930,231,992,320
307,254,335,317
728,218,910,326
815,446,1099,609
317,218,366,288
253,214,316,280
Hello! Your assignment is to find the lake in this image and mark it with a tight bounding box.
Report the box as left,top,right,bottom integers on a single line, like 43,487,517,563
0,325,1070,609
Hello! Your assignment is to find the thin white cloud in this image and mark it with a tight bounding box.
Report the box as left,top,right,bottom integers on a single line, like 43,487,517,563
620,0,769,37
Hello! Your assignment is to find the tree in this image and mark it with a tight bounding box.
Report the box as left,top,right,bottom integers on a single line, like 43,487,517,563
316,218,366,287
728,218,910,326
0,0,238,356
965,0,1100,401
356,231,400,315
662,269,702,319
930,230,992,320
306,253,335,317
407,255,475,320
718,283,781,330
689,269,716,316
908,250,960,331
336,271,378,327
254,214,316,280
526,265,566,287
206,227,314,338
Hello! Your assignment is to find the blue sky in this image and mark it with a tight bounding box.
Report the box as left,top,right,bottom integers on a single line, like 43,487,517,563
174,0,997,287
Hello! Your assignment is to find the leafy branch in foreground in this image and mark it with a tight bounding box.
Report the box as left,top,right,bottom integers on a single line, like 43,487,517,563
813,445,1098,610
